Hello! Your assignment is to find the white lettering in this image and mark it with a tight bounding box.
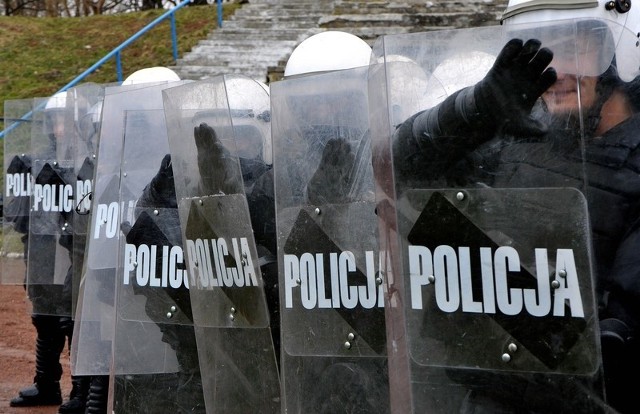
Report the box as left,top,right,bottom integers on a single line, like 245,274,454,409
32,184,74,212
183,237,260,290
76,179,92,212
122,243,188,289
93,202,119,239
284,250,385,310
6,173,32,197
406,244,585,318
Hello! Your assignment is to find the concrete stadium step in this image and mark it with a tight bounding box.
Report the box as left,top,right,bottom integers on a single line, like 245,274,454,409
172,0,507,82
171,0,334,81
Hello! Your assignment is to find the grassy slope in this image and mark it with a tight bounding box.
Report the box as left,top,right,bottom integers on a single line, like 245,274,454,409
0,3,239,203
0,4,239,101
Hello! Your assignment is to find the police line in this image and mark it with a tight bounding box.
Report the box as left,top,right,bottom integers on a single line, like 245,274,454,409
6,171,92,214
118,238,586,318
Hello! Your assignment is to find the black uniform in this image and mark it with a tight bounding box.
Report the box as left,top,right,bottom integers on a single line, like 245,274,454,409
7,142,89,412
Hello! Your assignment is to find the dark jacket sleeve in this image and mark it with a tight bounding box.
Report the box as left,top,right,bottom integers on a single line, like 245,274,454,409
392,87,497,189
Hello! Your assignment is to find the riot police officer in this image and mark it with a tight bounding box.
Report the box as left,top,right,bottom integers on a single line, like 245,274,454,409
9,91,90,413
389,1,640,412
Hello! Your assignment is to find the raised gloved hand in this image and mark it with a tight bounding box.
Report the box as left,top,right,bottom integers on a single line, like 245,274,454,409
194,122,243,196
473,38,557,137
137,153,177,209
406,38,557,173
307,138,355,205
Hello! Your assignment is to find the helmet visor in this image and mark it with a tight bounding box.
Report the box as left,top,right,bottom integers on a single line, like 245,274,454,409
504,18,622,77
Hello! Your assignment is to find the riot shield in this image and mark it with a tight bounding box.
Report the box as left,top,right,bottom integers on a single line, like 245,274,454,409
2,99,34,285
369,22,610,413
110,107,204,414
69,82,105,317
27,95,76,317
163,74,280,413
71,81,187,386
270,66,390,413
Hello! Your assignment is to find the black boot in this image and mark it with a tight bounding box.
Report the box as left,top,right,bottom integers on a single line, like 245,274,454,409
10,315,65,407
10,380,62,407
85,375,109,414
58,375,90,414
57,317,88,414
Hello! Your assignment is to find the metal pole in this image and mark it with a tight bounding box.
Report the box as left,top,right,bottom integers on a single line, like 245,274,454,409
217,0,223,28
171,13,179,62
116,51,123,83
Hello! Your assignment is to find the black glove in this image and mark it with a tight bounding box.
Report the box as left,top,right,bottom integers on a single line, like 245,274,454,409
194,122,243,196
473,38,557,137
406,39,557,176
137,153,177,209
307,138,355,205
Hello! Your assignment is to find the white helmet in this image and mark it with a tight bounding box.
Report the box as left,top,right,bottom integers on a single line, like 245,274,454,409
284,31,372,77
78,100,103,139
188,75,272,164
501,0,640,81
44,91,68,112
424,51,495,107
43,91,68,138
122,66,181,85
224,75,272,164
375,55,431,125
87,100,103,124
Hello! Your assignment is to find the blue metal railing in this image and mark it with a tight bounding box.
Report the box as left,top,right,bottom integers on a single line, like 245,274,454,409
0,0,224,139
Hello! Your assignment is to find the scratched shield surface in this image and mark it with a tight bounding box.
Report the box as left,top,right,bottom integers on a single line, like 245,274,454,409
271,65,390,413
164,75,280,414
369,23,605,413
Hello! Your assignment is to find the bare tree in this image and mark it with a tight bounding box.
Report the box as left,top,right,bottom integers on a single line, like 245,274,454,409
44,0,72,16
3,0,42,16
80,0,109,15
2,0,179,16
140,0,162,10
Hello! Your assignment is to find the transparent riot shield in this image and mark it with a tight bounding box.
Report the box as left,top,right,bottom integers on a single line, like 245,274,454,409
163,74,280,413
270,66,390,413
27,95,76,317
109,107,204,414
69,82,105,317
2,99,34,285
370,22,611,413
71,81,187,387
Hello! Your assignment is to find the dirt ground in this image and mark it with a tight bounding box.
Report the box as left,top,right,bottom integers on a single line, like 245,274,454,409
0,258,72,414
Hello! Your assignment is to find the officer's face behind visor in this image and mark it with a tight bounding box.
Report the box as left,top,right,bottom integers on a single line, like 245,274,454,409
506,19,617,115
45,111,66,139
